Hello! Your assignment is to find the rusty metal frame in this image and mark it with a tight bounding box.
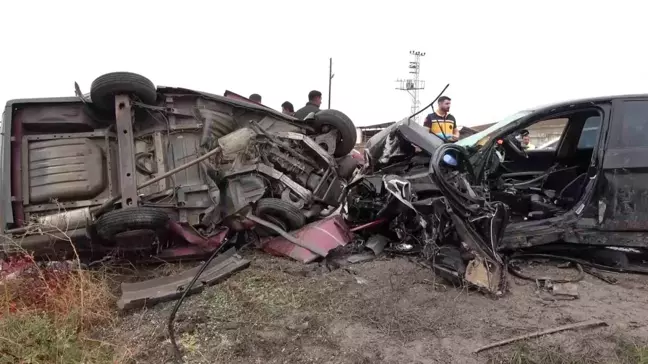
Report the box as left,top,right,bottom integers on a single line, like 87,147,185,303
104,134,116,197
152,132,167,190
24,130,114,141
24,198,112,213
134,123,203,139
115,95,138,208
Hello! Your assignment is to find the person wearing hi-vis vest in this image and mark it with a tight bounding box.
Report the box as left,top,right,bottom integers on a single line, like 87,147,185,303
423,96,459,141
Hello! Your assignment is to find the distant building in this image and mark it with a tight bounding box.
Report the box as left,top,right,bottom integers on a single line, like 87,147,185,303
468,118,566,147
457,125,479,139
355,122,395,152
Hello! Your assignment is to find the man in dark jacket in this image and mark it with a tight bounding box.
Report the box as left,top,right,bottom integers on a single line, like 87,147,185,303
281,101,295,116
293,90,322,119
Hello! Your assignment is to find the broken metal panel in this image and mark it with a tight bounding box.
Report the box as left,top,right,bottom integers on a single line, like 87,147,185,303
117,247,249,310
262,215,352,263
464,258,502,293
167,221,228,250
223,174,267,216
598,171,648,231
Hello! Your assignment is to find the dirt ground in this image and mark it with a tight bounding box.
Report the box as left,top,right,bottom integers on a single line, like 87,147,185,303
108,252,648,364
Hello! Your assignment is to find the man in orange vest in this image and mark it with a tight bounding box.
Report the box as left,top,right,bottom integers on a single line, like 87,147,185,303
423,96,459,141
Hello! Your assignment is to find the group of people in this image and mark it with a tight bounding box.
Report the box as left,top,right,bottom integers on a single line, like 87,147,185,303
247,92,537,151
247,90,324,120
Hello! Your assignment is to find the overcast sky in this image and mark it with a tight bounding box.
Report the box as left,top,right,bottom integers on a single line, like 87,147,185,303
1,1,646,127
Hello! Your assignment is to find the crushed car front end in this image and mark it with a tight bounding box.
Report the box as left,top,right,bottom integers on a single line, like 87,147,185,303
346,119,509,293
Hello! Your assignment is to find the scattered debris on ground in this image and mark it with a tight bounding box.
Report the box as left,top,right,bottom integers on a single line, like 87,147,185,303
111,255,648,363
474,319,607,354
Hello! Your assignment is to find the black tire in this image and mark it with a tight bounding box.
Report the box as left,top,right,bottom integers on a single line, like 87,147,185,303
90,72,157,111
337,155,359,180
95,207,169,241
313,109,357,157
255,198,306,232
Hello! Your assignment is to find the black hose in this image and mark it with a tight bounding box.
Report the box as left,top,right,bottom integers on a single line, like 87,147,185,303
167,236,234,363
509,257,584,283
408,83,450,122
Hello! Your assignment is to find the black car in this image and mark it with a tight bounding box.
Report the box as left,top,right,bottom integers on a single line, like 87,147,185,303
347,94,648,293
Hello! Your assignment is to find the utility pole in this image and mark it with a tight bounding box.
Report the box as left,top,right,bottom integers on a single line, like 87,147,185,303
328,58,334,109
396,50,426,122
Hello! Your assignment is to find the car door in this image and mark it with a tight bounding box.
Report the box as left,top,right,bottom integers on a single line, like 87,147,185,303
599,99,648,231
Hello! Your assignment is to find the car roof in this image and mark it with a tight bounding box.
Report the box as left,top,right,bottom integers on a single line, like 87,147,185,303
527,93,648,114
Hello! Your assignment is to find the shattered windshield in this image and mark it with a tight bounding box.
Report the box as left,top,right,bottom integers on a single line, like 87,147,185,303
456,110,534,149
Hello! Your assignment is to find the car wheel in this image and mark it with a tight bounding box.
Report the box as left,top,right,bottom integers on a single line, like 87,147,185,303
95,207,169,242
337,155,359,180
313,110,357,157
255,198,306,233
90,72,157,112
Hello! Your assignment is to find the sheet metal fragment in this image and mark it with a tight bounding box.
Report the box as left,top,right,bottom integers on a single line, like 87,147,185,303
117,248,250,310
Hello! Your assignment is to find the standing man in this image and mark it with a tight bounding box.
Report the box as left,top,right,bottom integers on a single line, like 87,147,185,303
519,129,536,150
281,101,295,116
424,96,459,141
249,94,262,103
294,90,322,119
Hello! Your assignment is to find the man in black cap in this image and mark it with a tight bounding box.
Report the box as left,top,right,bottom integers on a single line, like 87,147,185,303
519,129,536,150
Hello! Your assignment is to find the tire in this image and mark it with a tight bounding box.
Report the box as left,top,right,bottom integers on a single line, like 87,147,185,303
95,207,169,241
313,109,357,157
255,198,306,232
337,155,359,180
90,72,157,111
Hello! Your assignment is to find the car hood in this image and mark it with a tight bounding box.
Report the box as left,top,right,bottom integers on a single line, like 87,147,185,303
364,118,445,170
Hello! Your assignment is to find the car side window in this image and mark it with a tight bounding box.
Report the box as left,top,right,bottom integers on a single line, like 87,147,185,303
618,101,648,148
576,116,601,149
527,118,568,150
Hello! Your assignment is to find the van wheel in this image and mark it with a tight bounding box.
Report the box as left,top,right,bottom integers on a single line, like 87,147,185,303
255,198,306,234
95,207,169,242
313,110,357,157
90,72,157,112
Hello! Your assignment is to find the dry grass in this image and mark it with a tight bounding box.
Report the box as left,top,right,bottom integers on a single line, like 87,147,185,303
0,219,130,364
159,257,346,362
487,336,648,364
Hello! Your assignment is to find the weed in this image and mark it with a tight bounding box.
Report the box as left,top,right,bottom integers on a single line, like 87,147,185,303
488,336,648,364
0,218,128,363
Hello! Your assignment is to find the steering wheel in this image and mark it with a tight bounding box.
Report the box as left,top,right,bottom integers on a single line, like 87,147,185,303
503,135,528,158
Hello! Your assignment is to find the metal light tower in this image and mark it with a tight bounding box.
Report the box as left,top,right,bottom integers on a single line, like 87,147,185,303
396,50,426,122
